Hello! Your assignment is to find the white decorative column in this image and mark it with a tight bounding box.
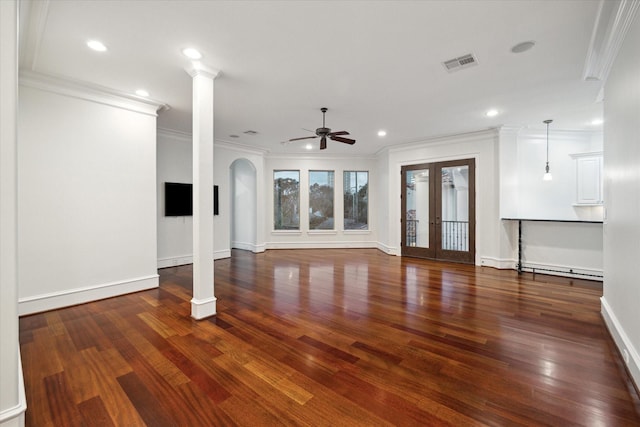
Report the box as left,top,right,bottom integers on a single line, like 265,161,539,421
185,63,220,319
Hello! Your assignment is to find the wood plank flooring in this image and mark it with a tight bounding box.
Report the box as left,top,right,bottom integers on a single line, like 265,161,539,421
20,249,640,426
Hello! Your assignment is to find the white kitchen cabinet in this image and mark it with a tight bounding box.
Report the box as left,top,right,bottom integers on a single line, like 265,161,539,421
571,152,603,205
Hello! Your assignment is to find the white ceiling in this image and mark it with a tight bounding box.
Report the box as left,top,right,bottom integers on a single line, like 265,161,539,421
20,0,604,155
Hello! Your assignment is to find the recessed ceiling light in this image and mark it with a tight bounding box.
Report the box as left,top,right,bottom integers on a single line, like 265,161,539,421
377,130,387,137
486,109,499,117
87,40,107,52
135,89,149,97
590,119,604,125
182,47,202,60
511,41,536,54
305,144,313,150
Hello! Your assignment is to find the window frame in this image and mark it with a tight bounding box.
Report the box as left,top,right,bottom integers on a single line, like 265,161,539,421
343,170,369,231
273,170,301,231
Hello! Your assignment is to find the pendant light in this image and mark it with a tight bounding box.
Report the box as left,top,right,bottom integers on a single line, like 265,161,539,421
543,119,553,181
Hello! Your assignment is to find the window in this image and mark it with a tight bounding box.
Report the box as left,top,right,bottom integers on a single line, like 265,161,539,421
344,171,368,230
309,170,334,230
274,170,300,230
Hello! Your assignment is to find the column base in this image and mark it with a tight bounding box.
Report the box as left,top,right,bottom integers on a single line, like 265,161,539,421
190,296,217,319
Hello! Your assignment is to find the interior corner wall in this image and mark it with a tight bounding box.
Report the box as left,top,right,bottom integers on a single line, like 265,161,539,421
17,85,159,315
601,10,640,391
230,158,257,251
375,150,391,254
157,130,194,267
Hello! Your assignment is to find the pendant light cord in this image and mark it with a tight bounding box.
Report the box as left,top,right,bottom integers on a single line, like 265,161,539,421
544,119,553,172
546,121,549,165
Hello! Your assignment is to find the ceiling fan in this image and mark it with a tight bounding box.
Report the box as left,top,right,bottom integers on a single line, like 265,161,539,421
284,107,356,150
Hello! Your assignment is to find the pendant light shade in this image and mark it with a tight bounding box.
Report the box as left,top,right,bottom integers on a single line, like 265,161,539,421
543,119,553,181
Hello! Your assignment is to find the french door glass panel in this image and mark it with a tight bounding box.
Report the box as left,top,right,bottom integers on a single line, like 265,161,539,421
440,165,469,252
405,168,430,248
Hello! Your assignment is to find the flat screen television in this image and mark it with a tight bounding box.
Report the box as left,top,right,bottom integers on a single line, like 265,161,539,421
165,182,193,216
164,182,219,216
214,185,219,215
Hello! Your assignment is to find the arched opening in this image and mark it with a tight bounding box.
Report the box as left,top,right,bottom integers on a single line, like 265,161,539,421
230,158,257,251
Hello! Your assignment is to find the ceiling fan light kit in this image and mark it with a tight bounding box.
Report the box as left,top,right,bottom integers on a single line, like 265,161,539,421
286,107,356,150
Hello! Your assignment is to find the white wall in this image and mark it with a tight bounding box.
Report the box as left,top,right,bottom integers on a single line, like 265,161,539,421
231,158,257,251
601,9,640,391
499,126,604,276
381,129,507,267
157,135,267,267
265,154,378,249
0,1,25,425
157,129,194,267
375,150,391,253
17,76,160,315
512,128,603,221
157,125,604,279
517,221,603,277
217,143,267,254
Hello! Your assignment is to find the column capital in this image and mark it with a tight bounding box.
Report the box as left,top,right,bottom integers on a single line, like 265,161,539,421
185,62,221,80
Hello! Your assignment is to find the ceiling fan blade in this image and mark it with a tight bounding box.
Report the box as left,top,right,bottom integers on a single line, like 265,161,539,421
288,135,318,142
330,136,356,145
328,130,349,137
320,136,327,150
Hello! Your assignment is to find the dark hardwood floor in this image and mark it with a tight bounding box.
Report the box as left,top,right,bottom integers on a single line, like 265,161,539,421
20,249,640,426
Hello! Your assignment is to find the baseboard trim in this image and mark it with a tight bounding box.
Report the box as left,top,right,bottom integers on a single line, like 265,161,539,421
480,257,516,269
158,250,232,269
0,349,26,427
158,255,193,269
231,241,266,253
377,242,398,255
520,261,603,280
18,274,159,316
266,241,378,250
214,249,231,260
601,296,640,393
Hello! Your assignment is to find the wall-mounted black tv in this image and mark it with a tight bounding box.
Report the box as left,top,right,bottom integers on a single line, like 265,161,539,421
214,185,219,215
164,182,219,216
165,182,193,216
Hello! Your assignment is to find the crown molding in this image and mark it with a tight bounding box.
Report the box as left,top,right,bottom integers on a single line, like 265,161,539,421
517,127,602,141
583,0,640,83
184,63,221,80
267,152,377,161
498,125,525,137
157,129,271,156
215,139,269,155
19,70,170,116
383,128,499,156
158,127,191,141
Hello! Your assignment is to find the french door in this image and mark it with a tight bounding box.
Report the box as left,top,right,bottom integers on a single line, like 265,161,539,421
401,159,475,263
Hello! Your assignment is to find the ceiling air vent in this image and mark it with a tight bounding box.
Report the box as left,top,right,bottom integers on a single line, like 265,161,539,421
442,53,478,73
